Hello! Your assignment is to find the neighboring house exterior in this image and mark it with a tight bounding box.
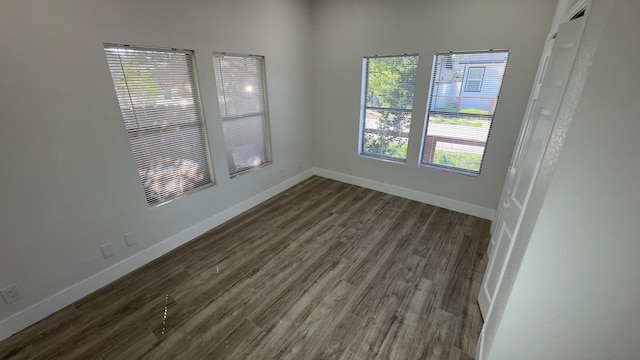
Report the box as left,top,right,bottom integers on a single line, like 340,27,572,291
430,52,508,114
458,52,508,113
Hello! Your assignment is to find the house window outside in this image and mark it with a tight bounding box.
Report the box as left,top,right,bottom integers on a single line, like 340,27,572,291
104,44,213,206
421,50,509,175
359,55,418,162
213,53,272,177
465,67,485,92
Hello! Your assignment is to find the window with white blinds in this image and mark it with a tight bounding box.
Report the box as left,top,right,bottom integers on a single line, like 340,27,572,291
421,50,509,175
212,53,271,177
104,44,213,206
359,55,418,162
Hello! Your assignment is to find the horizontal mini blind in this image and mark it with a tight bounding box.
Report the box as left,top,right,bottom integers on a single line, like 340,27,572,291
360,55,418,162
213,53,271,177
104,44,213,205
421,50,509,175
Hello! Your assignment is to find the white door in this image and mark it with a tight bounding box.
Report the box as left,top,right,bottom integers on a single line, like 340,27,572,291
488,41,554,255
478,15,586,318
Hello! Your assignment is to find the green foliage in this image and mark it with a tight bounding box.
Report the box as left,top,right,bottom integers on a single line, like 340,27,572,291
435,104,490,115
363,134,408,159
460,108,490,115
367,57,417,109
430,116,483,127
430,106,489,128
433,149,482,173
364,56,417,159
435,103,458,112
114,64,164,108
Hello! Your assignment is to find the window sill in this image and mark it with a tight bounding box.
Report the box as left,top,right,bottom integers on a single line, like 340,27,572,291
229,161,272,179
358,153,407,164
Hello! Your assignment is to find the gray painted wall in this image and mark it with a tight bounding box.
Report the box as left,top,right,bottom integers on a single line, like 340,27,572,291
310,0,556,211
0,0,560,341
0,0,313,325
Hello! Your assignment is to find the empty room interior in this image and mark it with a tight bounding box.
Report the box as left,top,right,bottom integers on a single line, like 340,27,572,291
1,0,639,359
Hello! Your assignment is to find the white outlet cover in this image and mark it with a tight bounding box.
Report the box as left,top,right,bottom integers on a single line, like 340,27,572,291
124,232,137,247
1,284,23,304
101,243,115,259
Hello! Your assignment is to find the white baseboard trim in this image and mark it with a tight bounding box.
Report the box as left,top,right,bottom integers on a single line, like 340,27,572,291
314,168,495,220
0,169,314,342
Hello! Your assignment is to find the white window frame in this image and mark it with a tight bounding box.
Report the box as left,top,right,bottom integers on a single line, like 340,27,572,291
104,44,214,206
420,50,509,176
358,54,419,163
212,53,272,177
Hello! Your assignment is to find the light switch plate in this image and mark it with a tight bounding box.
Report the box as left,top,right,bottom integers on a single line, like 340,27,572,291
101,243,115,259
124,232,137,247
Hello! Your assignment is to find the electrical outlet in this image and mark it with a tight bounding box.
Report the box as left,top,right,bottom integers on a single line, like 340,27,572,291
1,284,23,304
280,169,285,179
297,160,302,169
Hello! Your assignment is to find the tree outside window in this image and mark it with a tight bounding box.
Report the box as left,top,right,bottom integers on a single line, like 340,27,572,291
360,55,418,161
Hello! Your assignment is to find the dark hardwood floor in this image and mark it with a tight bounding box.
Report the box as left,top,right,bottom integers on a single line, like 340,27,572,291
0,176,490,359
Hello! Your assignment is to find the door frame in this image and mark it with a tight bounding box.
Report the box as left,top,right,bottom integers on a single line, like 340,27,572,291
490,0,590,240
477,1,591,359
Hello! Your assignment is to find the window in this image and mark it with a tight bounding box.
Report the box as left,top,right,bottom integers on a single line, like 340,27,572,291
104,44,213,206
213,53,272,177
359,55,418,162
465,67,485,92
421,50,509,175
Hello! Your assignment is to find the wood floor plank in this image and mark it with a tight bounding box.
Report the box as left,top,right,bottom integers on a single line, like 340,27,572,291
439,232,479,318
416,308,458,360
143,204,347,344
313,313,364,360
245,280,355,360
20,305,80,355
448,346,476,360
383,277,433,360
93,327,158,360
0,335,34,360
32,293,175,359
350,295,402,359
349,202,435,321
0,177,490,360
141,204,354,357
203,318,265,360
247,243,351,330
279,280,355,359
31,269,191,359
65,323,158,360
